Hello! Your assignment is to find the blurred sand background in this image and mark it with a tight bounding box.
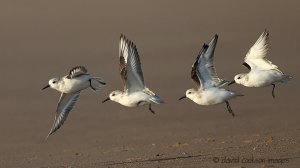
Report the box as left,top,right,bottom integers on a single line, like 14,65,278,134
0,0,299,167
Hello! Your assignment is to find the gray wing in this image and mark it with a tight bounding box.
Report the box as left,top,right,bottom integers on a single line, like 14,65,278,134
46,92,81,139
119,34,145,93
67,66,88,79
198,35,228,89
191,44,209,89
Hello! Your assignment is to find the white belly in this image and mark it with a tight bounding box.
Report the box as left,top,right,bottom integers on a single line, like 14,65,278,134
192,88,236,105
119,92,152,107
60,75,91,93
246,70,283,87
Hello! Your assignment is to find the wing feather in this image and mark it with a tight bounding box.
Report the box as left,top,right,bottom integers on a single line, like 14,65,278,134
67,66,88,79
244,30,278,70
46,92,81,139
196,35,228,90
191,44,208,88
119,34,145,92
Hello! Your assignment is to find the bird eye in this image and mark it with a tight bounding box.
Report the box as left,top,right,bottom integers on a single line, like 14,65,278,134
52,81,56,84
112,93,115,96
188,92,191,94
237,77,241,79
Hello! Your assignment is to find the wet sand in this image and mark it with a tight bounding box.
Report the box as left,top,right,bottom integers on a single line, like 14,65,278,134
0,1,299,167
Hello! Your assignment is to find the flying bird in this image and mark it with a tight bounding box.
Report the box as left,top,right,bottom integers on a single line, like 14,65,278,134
179,35,243,117
228,30,292,98
42,66,106,139
102,34,164,113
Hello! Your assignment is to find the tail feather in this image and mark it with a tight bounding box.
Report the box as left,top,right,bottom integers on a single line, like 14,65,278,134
150,95,165,104
226,89,244,98
281,74,292,84
235,93,244,97
90,77,106,91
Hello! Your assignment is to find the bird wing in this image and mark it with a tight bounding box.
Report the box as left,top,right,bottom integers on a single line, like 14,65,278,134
193,35,227,90
244,30,278,71
67,66,88,79
46,92,81,139
119,34,145,93
191,44,208,89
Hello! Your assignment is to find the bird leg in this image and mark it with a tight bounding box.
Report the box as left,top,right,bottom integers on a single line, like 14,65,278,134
225,101,235,117
149,104,155,114
271,84,276,99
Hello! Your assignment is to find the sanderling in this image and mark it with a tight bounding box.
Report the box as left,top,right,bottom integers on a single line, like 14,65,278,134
42,66,106,139
228,30,292,98
102,34,164,113
179,35,243,117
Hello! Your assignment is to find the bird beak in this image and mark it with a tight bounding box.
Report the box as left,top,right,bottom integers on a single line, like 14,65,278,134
228,81,236,86
102,97,110,103
42,84,50,90
179,96,186,100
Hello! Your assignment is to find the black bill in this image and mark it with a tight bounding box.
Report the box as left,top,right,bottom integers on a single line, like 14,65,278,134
228,81,236,86
42,84,50,90
178,95,186,100
102,97,110,103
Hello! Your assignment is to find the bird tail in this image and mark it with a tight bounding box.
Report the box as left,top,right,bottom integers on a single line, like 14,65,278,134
150,95,165,104
231,91,244,98
90,77,106,91
281,74,292,84
235,93,245,97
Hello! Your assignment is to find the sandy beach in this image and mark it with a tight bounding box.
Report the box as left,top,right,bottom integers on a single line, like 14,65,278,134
0,1,299,167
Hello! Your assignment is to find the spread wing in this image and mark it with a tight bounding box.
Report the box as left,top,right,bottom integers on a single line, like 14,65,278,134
67,66,88,79
46,92,81,139
192,35,227,90
119,34,145,93
202,34,228,88
244,30,278,71
191,44,208,89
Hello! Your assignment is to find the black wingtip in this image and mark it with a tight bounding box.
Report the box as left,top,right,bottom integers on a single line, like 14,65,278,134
264,29,269,34
120,34,127,41
203,43,209,49
214,34,219,39
73,65,86,70
262,29,269,38
198,43,209,56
